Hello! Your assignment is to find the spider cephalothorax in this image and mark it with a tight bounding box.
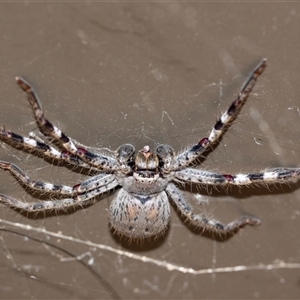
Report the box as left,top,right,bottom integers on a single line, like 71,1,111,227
1,58,297,239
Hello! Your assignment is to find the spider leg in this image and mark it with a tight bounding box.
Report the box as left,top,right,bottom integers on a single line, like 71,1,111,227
166,183,260,234
73,173,117,194
0,194,79,212
0,160,73,195
0,128,92,169
0,160,117,196
0,175,118,212
172,58,267,170
75,178,118,202
174,167,300,186
15,77,118,171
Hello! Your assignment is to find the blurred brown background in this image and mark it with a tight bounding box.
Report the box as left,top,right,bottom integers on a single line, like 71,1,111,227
0,2,299,299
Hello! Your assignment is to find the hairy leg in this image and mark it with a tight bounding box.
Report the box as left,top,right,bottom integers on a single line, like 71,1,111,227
166,183,260,234
172,58,267,170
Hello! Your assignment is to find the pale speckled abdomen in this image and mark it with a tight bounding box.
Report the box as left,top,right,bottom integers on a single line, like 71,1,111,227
109,188,170,239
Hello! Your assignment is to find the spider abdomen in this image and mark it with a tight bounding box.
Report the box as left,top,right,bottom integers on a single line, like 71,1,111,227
109,188,170,239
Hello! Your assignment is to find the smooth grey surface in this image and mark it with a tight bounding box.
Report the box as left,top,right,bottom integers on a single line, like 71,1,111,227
0,2,300,299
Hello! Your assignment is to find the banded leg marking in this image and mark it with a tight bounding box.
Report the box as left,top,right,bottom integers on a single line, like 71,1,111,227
172,58,267,170
0,194,78,212
166,183,260,233
0,128,91,168
0,178,118,212
0,160,118,196
16,77,118,171
0,160,73,195
174,167,300,186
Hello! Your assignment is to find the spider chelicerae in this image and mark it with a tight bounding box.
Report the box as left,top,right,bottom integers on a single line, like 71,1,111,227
0,58,297,239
